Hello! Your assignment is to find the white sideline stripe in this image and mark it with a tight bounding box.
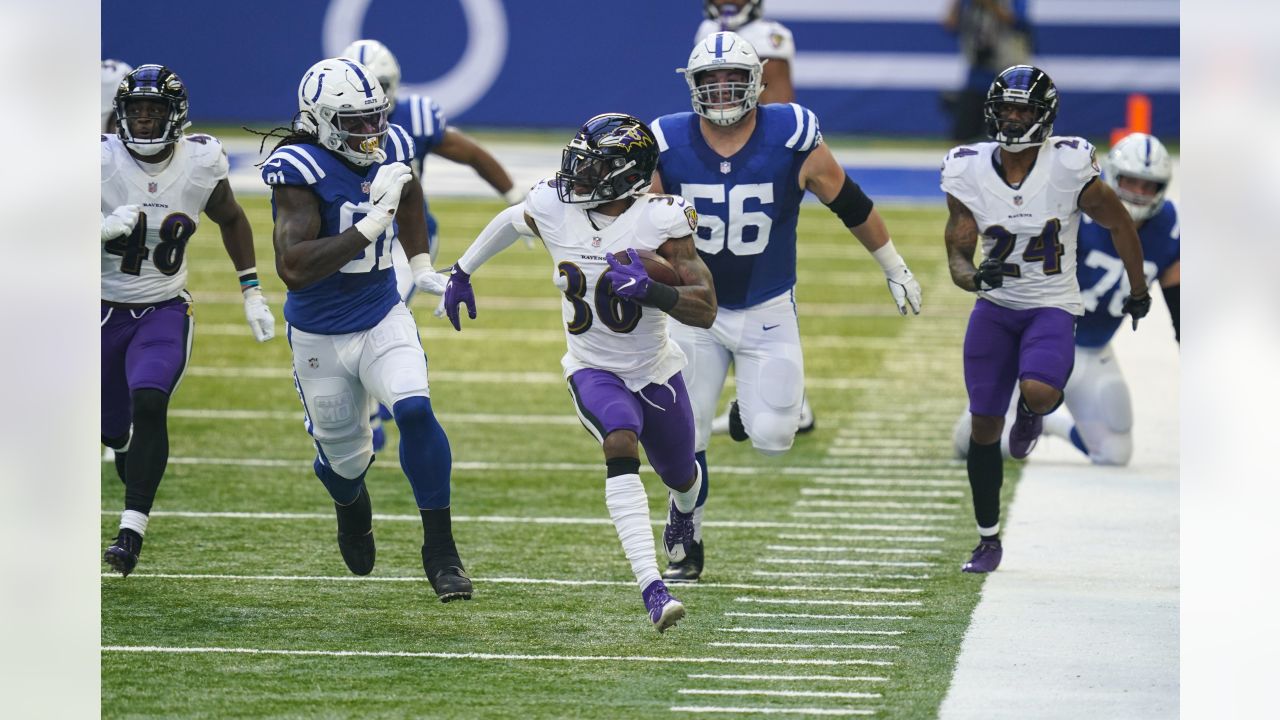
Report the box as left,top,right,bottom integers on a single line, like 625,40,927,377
795,500,959,510
100,645,880,667
725,612,912,621
680,688,881,700
687,673,888,683
766,545,941,557
744,579,920,593
708,642,899,651
670,706,875,717
790,511,955,521
776,534,943,544
100,572,917,595
99,508,946,533
149,455,964,482
760,558,933,569
169,408,581,425
751,571,931,581
802,488,963,499
716,628,904,637
812,477,962,488
734,597,922,608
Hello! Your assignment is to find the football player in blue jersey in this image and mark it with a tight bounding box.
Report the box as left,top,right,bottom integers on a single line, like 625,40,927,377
261,57,471,602
650,32,924,582
950,132,1179,467
339,39,525,452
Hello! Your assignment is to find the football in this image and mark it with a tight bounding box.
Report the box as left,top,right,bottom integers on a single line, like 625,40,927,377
611,248,681,286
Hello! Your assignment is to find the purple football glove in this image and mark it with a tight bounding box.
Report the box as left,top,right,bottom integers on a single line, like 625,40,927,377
604,249,652,302
442,266,476,331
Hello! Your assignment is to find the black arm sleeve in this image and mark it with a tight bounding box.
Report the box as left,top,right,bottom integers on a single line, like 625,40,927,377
823,175,874,228
1162,284,1179,343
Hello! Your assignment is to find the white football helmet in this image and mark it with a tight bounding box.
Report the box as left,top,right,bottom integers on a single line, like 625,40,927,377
339,39,401,111
296,58,390,167
679,31,764,126
1105,133,1172,222
704,0,763,31
101,59,132,131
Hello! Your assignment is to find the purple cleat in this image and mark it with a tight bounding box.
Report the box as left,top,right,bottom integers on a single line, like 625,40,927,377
961,538,1003,573
1008,403,1043,459
642,579,686,633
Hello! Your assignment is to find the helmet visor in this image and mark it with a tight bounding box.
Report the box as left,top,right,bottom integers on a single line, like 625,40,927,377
335,106,388,155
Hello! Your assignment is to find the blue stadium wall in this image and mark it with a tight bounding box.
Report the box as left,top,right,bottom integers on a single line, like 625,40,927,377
103,0,1178,139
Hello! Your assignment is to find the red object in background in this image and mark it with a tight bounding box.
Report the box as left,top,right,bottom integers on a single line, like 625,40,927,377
1111,94,1152,146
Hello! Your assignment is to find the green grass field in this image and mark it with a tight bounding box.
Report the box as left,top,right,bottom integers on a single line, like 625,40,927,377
101,196,1023,718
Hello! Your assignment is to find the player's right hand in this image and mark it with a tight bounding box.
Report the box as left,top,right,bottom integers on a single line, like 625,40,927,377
440,265,476,332
355,163,413,241
973,257,1004,291
101,204,141,241
1122,290,1152,330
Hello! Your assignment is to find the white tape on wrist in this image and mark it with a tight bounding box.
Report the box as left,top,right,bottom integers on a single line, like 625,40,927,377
871,239,906,274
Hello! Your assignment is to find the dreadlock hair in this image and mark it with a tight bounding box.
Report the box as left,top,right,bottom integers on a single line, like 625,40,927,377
244,113,317,167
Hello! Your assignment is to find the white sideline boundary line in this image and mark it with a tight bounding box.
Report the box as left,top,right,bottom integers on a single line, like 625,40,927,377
100,645,880,667
775,534,943,543
751,571,931,581
765,545,941,557
715,628,905,637
734,597,920,608
794,500,959,511
758,558,933,569
790,511,952,521
708,642,899,651
99,508,944,534
670,706,875,717
99,572,918,595
687,673,888,683
724,612,913,622
679,688,881,699
809,477,961,488
800,488,964,499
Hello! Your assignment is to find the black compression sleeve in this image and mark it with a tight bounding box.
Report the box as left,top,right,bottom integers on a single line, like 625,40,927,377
645,282,680,312
1162,284,1179,343
823,176,875,228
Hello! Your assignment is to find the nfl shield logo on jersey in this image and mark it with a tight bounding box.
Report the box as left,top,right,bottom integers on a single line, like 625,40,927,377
361,181,371,195
591,237,602,248
1013,195,1023,206
720,161,731,174
148,181,158,194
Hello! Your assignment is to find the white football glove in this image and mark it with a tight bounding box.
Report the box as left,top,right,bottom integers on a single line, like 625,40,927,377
885,265,923,316
354,163,413,241
409,253,449,296
242,287,275,342
101,204,141,241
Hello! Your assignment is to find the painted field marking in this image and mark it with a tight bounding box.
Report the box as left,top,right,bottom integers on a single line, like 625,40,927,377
766,545,942,557
169,407,580,425
795,500,959,511
791,511,953,522
708,642,899,651
750,571,931,581
679,688,881,699
821,446,937,458
100,645,878,667
759,558,933,569
800,488,964,499
687,673,889,683
715,628,905,637
775,533,944,544
724,612,913,622
811,477,961,488
669,706,875,716
734,597,921,608
100,509,945,534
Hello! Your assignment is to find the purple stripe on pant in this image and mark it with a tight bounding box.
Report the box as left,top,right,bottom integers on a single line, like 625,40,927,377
568,368,697,490
101,298,193,439
963,298,1075,417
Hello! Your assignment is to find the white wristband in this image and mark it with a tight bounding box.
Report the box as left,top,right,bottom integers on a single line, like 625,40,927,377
871,239,906,273
408,253,435,276
354,208,391,242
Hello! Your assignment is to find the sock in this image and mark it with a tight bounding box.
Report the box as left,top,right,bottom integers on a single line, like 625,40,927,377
1069,426,1090,456
604,462,660,590
119,509,149,537
670,461,702,514
967,437,1003,536
313,455,368,505
123,389,170,515
335,483,372,536
1042,408,1074,439
420,507,462,568
394,396,452,509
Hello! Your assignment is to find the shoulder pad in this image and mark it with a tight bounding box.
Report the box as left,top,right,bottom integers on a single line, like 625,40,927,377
1048,137,1101,189
523,177,563,221
648,193,697,238
183,134,229,185
262,144,328,187
403,95,447,141
941,145,981,180
650,114,688,154
740,20,795,60
101,134,121,181
778,103,821,152
382,123,416,165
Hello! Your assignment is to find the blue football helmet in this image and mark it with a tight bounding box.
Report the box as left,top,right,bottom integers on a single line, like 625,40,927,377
556,113,658,207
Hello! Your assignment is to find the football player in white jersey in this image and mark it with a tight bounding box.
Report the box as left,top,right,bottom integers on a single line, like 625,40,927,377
942,65,1150,573
101,59,132,133
338,38,526,452
696,0,795,104
101,64,275,576
263,58,470,602
650,32,923,582
437,114,717,632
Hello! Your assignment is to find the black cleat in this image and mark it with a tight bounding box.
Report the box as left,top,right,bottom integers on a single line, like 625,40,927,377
425,560,474,603
335,486,375,575
662,539,704,583
727,401,749,442
104,528,143,577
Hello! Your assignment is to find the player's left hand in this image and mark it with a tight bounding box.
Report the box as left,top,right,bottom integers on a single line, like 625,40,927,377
242,287,275,342
411,258,449,296
884,264,923,315
604,249,652,302
441,265,476,331
1122,290,1151,330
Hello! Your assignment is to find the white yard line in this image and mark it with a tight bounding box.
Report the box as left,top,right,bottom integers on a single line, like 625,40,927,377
794,500,959,510
775,534,943,544
669,706,875,717
733,597,922,608
758,558,933,569
715,628,905,637
765,545,941,557
800,488,963,499
169,408,580,425
750,571,931,581
707,642,899,651
687,673,888,683
789,511,953,522
100,645,878,667
679,688,881,699
810,477,961,488
724,612,913,622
